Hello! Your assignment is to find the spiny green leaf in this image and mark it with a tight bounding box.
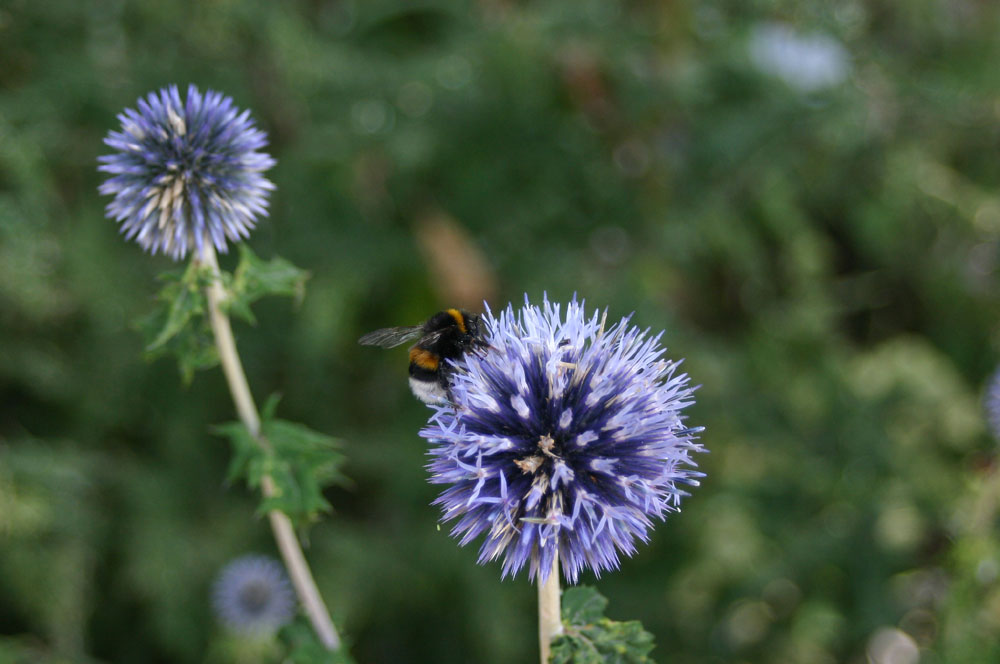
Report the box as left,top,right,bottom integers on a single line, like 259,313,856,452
213,396,349,528
550,587,656,664
144,263,208,350
227,245,309,324
134,250,308,381
213,420,259,486
134,262,218,383
261,392,282,421
562,585,609,625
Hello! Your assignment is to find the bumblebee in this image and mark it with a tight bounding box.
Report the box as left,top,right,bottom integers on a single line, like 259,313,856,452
358,308,487,405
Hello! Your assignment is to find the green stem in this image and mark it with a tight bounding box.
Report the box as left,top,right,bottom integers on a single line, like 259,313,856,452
538,551,562,663
197,244,341,651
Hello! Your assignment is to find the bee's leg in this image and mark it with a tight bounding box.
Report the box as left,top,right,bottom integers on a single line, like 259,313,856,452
468,341,492,359
440,372,459,408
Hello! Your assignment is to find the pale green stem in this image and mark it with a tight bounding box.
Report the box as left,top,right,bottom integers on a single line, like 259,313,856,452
197,244,341,651
538,551,563,663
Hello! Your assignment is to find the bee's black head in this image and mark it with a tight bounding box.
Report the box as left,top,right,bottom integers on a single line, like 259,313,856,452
420,309,487,360
463,312,481,337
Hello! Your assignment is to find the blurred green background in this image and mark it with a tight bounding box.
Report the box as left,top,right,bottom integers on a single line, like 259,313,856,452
3,0,1000,662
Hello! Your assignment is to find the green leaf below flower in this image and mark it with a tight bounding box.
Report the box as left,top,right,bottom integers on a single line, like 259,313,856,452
214,394,349,529
134,261,217,383
135,247,308,380
226,245,309,324
550,586,656,664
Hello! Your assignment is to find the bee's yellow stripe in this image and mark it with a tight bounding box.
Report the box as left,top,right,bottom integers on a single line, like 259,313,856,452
409,347,440,371
446,308,467,333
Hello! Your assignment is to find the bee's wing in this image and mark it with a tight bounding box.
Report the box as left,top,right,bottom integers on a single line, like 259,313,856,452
358,325,424,348
415,328,451,347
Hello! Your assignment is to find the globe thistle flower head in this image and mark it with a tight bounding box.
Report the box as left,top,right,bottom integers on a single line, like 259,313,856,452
422,296,705,584
985,365,1000,441
212,555,296,635
98,84,276,260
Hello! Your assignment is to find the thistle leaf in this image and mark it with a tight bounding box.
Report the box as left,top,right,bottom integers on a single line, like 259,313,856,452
135,249,308,380
550,587,656,664
214,396,349,528
227,245,309,324
134,262,217,382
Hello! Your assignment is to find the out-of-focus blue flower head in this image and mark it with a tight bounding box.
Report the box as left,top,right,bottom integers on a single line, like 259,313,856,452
985,366,1000,441
212,555,296,635
422,296,706,584
98,84,275,260
747,22,850,93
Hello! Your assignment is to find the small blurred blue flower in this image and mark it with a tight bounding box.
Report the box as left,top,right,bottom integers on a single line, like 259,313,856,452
212,555,296,635
98,84,275,260
985,367,1000,440
422,296,705,584
748,22,850,93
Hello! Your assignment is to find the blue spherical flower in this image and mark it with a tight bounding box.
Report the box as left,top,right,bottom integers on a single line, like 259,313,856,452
98,84,276,260
212,555,296,635
422,296,705,584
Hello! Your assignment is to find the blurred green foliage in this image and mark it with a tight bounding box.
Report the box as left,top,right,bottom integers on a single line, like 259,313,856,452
3,0,1000,662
